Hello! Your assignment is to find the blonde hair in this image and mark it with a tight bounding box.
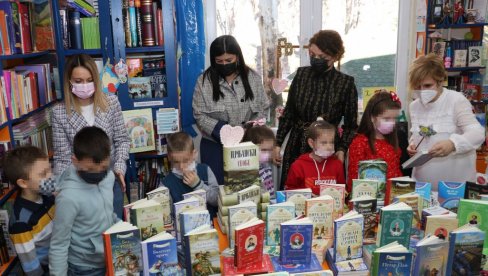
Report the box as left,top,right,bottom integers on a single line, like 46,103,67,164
63,54,108,115
408,53,447,90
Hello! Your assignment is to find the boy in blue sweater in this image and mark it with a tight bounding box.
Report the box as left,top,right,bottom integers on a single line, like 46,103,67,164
160,132,219,217
49,127,119,275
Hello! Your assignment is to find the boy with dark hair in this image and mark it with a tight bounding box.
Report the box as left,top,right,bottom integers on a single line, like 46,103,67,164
4,146,55,275
159,132,219,216
49,126,119,275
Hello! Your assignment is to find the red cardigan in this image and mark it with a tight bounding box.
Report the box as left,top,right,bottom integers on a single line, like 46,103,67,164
347,134,402,192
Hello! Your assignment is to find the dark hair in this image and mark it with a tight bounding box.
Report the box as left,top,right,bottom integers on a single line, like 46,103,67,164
242,124,276,145
3,146,47,187
167,132,194,153
306,120,336,140
73,126,110,163
203,35,254,102
309,30,345,62
358,92,401,153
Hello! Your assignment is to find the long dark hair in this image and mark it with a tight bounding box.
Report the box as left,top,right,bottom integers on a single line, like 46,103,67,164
358,92,401,154
202,35,254,102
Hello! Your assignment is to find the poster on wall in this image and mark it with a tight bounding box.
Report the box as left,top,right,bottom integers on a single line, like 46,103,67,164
416,32,426,58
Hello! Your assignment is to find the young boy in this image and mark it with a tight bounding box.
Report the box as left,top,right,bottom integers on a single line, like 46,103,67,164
4,146,55,275
160,132,219,216
49,126,119,275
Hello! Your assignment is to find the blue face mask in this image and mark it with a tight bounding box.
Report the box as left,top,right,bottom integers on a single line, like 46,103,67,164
78,170,108,184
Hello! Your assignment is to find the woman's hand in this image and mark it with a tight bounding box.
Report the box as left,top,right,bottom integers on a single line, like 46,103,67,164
335,150,345,162
429,139,455,157
407,144,417,157
273,146,282,166
115,170,126,192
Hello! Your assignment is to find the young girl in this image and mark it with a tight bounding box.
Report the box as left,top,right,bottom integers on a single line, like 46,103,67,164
242,123,276,197
347,91,403,193
285,119,345,195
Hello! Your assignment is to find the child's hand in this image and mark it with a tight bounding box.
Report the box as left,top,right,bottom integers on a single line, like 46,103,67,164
407,144,417,157
183,171,200,188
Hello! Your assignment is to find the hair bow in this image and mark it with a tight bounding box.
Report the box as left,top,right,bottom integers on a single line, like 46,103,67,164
248,118,266,126
390,92,401,107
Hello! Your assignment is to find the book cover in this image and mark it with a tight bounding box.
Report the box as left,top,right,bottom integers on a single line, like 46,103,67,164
156,108,179,134
228,201,258,248
377,202,413,248
395,193,423,234
219,185,271,206
350,195,377,243
266,202,295,246
103,221,143,276
438,181,466,213
270,254,322,273
223,169,260,195
128,77,152,99
457,199,488,249
182,189,207,208
358,160,387,202
468,46,483,67
285,189,312,217
319,184,345,220
179,209,211,248
333,211,364,262
464,181,488,200
184,226,220,276
446,224,485,276
372,250,412,276
413,236,449,276
431,41,446,59
421,205,450,230
18,2,32,54
386,176,416,205
325,248,368,275
128,58,143,77
237,185,261,204
140,0,155,46
453,49,468,67
146,186,172,228
173,197,201,242
130,199,165,241
351,179,378,199
142,57,167,98
8,1,22,54
305,195,334,261
234,217,265,269
425,214,458,241
141,231,184,276
415,181,432,208
223,142,259,171
222,254,273,275
122,108,156,153
280,217,313,265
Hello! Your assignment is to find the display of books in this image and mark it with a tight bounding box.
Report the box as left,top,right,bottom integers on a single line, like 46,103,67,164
446,224,485,275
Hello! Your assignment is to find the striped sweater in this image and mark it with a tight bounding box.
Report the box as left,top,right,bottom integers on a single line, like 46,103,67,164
9,195,55,276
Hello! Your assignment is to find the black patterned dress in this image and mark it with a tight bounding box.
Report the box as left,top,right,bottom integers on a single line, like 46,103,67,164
276,66,358,189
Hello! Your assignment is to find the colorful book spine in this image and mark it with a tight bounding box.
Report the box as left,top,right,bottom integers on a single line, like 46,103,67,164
129,1,138,47
140,0,155,46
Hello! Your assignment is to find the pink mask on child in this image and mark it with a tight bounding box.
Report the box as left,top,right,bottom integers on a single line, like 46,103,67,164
71,82,95,99
376,120,395,135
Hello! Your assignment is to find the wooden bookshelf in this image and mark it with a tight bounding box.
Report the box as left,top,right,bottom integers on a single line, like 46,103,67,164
0,257,17,275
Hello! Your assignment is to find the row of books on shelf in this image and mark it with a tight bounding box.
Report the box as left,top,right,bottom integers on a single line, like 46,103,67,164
65,0,98,17
431,41,484,68
59,9,100,50
12,108,53,156
0,0,55,55
122,0,164,48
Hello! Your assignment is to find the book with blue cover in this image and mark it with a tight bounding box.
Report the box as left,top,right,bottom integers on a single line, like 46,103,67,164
438,181,466,213
279,217,313,265
179,209,211,248
266,202,296,246
370,242,412,276
415,181,432,208
446,224,485,276
333,210,364,262
376,202,413,248
271,253,322,273
141,231,184,276
412,235,449,276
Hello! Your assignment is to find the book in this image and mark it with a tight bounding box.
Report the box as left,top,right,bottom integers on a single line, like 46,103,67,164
358,160,387,202
18,2,32,54
325,248,368,276
140,0,155,46
319,184,345,220
446,224,485,275
266,202,296,246
30,0,55,51
122,108,156,153
223,169,260,195
468,46,483,67
305,195,334,261
103,221,143,276
179,209,211,248
218,185,270,206
415,181,432,208
128,77,152,99
421,205,451,230
438,181,466,213
351,179,378,200
333,210,363,262
453,49,468,67
431,41,446,59
129,199,165,240
234,217,265,270
290,271,333,276
395,193,423,233
183,225,220,276
223,142,260,194
271,254,323,274
386,176,416,205
128,58,143,77
425,214,458,241
370,242,412,276
413,235,449,276
279,217,313,265
141,231,184,276
228,201,258,248
142,57,167,98
401,150,432,169
350,195,377,243
464,181,488,200
457,199,488,249
237,185,261,204
376,202,413,248
173,196,201,242
0,2,19,54
182,189,207,208
146,186,172,228
286,188,312,217
222,254,273,275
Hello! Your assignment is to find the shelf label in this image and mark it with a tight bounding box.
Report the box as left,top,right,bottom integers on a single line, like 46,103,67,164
133,100,164,108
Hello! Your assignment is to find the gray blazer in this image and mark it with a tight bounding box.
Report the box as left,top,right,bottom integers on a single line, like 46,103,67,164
51,94,130,175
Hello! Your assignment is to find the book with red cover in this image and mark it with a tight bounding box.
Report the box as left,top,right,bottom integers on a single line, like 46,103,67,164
15,65,49,106
18,2,32,54
385,176,416,205
157,8,163,45
223,254,273,275
234,217,265,270
140,0,155,46
0,10,11,55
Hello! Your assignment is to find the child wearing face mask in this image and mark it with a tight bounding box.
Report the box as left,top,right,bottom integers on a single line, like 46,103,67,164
159,132,219,217
242,121,277,197
347,91,403,194
285,119,345,196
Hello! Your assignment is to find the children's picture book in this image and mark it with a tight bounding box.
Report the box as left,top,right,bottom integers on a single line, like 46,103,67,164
351,179,378,199
333,211,364,262
182,189,207,208
468,46,483,67
156,108,179,134
358,160,387,203
103,221,143,276
350,195,377,243
415,181,432,208
129,199,165,241
457,199,488,249
142,57,167,98
370,241,412,276
305,195,334,261
146,186,172,228
453,49,468,67
286,188,312,217
279,217,313,265
266,202,296,246
141,231,184,276
173,196,201,242
234,217,265,270
183,225,220,276
401,150,432,169
438,181,466,213
237,185,261,204
446,224,485,275
122,108,156,153
319,184,345,220
228,201,258,248
412,235,449,276
376,202,413,248
425,214,458,241
128,77,152,99
270,254,323,274
386,176,416,205
127,58,143,77
431,41,446,59
179,209,211,248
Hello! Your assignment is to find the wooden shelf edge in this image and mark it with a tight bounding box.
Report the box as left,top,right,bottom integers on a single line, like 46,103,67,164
0,257,17,275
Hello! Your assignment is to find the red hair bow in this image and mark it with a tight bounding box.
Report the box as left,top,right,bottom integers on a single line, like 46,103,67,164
390,92,401,107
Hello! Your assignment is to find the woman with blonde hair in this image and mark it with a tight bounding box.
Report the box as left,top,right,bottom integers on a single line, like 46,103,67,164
52,54,130,218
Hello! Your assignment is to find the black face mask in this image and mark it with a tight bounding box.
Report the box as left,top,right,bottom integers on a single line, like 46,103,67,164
215,62,237,77
78,170,109,184
310,56,330,73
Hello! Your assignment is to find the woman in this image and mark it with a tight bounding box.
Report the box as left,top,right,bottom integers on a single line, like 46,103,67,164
192,35,269,184
407,53,484,191
275,30,359,189
52,54,130,218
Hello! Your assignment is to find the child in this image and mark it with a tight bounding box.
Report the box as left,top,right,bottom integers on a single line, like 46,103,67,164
49,126,119,275
4,146,55,275
160,132,219,216
347,91,403,193
242,123,276,197
285,119,345,195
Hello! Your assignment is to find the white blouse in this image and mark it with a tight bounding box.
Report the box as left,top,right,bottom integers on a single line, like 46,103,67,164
80,103,95,126
409,88,485,191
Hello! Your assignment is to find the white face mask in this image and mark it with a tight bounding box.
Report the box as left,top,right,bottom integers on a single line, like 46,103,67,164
314,149,334,159
418,89,438,105
172,161,196,177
